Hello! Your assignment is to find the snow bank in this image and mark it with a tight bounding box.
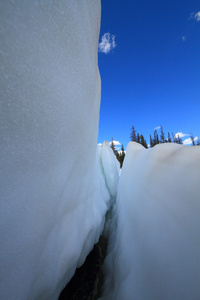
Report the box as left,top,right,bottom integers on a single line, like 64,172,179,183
98,141,120,199
0,1,111,299
102,142,200,300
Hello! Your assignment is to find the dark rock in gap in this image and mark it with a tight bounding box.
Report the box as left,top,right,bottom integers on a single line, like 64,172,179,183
58,235,108,300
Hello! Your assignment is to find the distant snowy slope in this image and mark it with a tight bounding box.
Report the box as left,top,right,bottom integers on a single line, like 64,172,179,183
102,142,200,300
0,1,112,300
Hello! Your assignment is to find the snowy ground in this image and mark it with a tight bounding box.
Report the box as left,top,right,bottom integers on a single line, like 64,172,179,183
1,2,200,300
100,142,200,300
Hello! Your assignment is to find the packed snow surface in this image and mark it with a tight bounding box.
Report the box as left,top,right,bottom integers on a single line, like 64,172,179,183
1,2,200,300
0,1,115,300
98,141,120,199
101,142,200,300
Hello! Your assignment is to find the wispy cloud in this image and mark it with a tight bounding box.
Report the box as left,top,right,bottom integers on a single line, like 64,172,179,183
174,132,188,138
181,36,186,42
194,11,200,21
99,33,116,54
154,126,161,131
189,11,200,22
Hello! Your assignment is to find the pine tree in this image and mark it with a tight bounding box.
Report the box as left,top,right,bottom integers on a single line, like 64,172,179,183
110,137,115,152
110,137,117,155
119,144,125,168
160,125,165,143
190,133,195,146
110,137,120,161
140,134,148,148
167,132,172,143
136,133,140,143
153,130,159,146
150,134,153,147
176,135,183,144
172,132,176,143
196,137,200,146
130,126,137,142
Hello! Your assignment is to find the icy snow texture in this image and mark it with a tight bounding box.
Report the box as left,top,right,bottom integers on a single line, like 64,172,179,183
98,141,120,198
0,1,110,300
102,142,200,300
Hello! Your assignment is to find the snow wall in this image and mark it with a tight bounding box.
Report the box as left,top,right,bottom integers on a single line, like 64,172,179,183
0,2,119,299
101,142,200,300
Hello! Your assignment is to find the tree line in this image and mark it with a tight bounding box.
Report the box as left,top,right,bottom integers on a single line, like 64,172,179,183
130,125,200,148
110,126,199,168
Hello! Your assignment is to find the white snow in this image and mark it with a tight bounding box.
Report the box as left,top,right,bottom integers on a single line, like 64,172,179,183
0,1,112,300
1,2,200,300
98,141,120,198
101,142,200,300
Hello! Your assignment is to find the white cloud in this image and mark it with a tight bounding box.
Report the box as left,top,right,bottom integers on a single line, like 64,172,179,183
174,132,188,138
182,36,186,42
189,11,200,22
98,140,121,147
170,133,199,145
154,126,161,130
99,33,116,54
110,140,121,146
183,138,192,145
194,11,200,21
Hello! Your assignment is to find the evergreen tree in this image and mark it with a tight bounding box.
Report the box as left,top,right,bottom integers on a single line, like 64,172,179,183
153,130,159,146
190,133,195,146
167,132,172,143
176,135,183,144
130,126,137,142
140,134,148,148
110,137,116,153
172,132,176,143
110,137,120,161
110,137,118,156
136,133,140,143
119,144,125,168
160,125,165,143
196,137,200,146
150,134,153,147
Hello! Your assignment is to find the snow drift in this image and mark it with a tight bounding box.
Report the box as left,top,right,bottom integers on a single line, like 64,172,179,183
101,142,200,300
0,1,114,299
98,141,120,199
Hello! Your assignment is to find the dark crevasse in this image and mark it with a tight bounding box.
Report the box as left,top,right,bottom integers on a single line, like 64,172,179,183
58,236,108,300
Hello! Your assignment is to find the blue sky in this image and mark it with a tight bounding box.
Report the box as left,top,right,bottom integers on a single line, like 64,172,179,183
97,0,200,149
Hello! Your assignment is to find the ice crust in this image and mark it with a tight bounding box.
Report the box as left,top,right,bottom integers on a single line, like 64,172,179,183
101,142,200,300
0,1,114,299
98,141,120,198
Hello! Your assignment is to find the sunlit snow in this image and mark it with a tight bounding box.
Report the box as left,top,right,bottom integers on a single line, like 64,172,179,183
0,1,110,299
1,2,200,300
101,142,200,300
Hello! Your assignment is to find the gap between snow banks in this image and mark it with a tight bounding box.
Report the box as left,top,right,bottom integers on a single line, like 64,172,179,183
58,141,120,299
59,141,200,300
